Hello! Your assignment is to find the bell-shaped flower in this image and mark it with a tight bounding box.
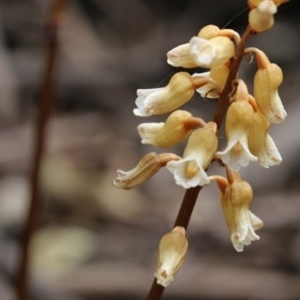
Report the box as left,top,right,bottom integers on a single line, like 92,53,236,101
249,0,277,33
133,72,195,117
192,63,230,98
155,226,188,287
166,122,218,188
248,96,282,167
137,110,205,148
216,81,257,171
210,169,263,252
113,152,180,190
246,47,286,123
167,43,198,68
189,36,234,69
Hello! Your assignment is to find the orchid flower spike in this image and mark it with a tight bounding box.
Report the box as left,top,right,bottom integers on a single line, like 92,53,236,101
137,110,205,148
249,0,277,32
246,47,286,123
113,152,180,190
133,72,195,117
155,226,188,287
248,95,282,168
209,168,263,252
167,122,218,188
216,80,257,171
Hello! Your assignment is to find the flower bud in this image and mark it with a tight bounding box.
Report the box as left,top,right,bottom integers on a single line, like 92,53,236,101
137,110,205,148
133,72,194,117
189,36,235,69
167,43,198,68
198,25,220,39
248,0,289,9
249,0,277,33
113,152,180,190
154,226,188,287
167,122,218,188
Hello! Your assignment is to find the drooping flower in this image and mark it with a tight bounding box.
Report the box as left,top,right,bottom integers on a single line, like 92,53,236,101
189,36,235,69
210,168,263,252
167,122,218,188
216,81,257,171
249,0,277,33
246,47,286,123
137,110,205,148
248,95,282,167
155,226,188,287
113,152,180,190
133,72,195,117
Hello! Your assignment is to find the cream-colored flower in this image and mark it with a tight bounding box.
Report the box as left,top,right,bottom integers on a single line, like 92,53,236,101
167,43,198,68
155,226,188,287
189,36,234,68
137,110,204,148
216,101,257,171
133,72,194,117
192,64,229,98
167,122,218,188
248,96,282,167
210,169,262,252
246,47,286,123
249,0,277,32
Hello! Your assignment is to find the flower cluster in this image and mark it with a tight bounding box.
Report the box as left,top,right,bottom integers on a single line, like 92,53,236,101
113,0,289,288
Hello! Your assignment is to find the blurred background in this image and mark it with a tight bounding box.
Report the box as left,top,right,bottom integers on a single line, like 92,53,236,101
0,0,300,299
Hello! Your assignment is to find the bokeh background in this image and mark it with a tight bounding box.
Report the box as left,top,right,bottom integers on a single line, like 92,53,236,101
0,0,300,299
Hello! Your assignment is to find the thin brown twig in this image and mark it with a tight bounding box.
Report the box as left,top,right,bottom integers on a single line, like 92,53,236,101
15,1,68,300
145,26,253,300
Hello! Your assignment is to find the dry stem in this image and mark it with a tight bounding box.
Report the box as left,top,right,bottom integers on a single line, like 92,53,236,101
15,1,68,300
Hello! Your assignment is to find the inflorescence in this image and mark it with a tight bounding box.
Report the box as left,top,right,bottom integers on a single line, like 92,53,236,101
113,0,289,289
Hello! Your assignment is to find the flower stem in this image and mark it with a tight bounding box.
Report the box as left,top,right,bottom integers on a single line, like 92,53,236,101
145,25,253,300
15,1,68,300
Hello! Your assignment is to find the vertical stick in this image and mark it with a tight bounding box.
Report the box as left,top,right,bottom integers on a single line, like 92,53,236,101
16,1,68,300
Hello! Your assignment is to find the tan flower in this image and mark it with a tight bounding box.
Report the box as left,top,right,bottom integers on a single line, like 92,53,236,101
137,110,204,148
167,122,218,188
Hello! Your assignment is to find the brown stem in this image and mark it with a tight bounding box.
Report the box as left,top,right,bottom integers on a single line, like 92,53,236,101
145,26,254,300
213,25,253,129
15,1,68,300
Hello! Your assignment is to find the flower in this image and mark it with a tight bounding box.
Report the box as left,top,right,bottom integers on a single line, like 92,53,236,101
167,122,218,188
249,0,277,32
167,43,198,68
246,47,286,123
137,110,205,148
211,169,262,252
248,96,282,167
216,100,257,171
154,226,188,287
113,152,180,190
189,36,234,68
133,72,195,117
192,63,230,98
